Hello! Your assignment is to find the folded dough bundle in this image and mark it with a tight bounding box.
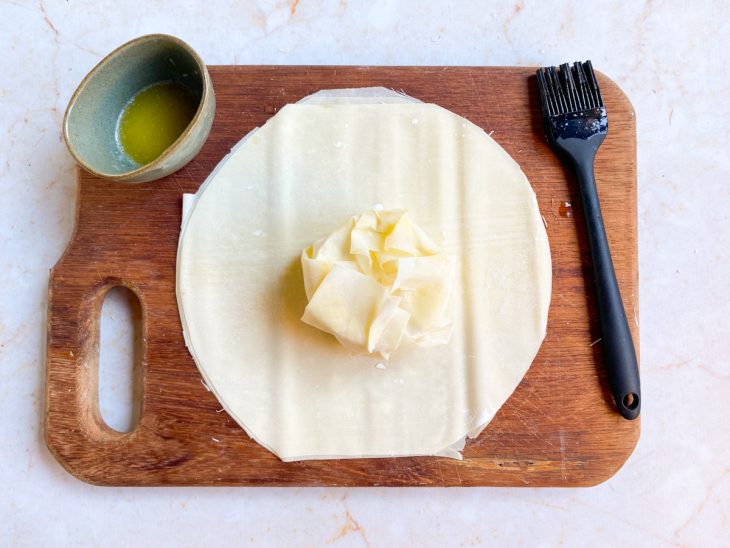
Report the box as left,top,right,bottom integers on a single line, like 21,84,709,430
302,209,455,358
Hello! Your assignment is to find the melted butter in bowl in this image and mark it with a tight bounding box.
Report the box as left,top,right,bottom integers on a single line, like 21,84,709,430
117,82,199,166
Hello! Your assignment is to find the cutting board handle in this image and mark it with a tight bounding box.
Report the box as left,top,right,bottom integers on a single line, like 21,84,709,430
46,273,145,453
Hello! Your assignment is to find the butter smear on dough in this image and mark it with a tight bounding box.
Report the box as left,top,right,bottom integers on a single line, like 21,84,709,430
301,209,455,358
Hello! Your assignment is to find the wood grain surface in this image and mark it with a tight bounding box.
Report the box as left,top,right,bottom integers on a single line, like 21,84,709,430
45,66,639,487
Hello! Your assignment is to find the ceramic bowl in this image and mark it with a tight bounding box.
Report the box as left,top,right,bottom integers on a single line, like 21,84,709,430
63,34,215,184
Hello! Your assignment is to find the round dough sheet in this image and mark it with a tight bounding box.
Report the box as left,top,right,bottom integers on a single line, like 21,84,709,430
177,90,551,461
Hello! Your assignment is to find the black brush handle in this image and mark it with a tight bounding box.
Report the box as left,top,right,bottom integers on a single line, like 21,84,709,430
574,157,641,420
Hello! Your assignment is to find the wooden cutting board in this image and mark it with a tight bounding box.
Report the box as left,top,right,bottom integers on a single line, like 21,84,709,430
46,66,639,487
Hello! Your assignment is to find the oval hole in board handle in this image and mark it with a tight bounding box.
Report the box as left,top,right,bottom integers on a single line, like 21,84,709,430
99,286,143,433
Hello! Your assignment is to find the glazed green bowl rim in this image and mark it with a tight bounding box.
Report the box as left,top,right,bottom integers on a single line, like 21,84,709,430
62,33,212,182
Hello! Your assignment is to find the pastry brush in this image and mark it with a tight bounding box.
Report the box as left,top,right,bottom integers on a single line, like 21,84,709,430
536,61,641,420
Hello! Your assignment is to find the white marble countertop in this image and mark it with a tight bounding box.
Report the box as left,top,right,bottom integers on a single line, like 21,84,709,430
1,1,728,546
